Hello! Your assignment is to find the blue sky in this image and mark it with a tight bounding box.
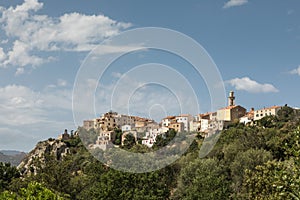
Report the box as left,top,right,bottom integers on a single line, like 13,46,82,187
0,0,300,151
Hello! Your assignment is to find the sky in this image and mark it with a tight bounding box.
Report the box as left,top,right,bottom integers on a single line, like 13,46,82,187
0,0,300,151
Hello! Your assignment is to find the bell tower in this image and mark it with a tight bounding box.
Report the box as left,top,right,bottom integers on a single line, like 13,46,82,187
228,91,235,106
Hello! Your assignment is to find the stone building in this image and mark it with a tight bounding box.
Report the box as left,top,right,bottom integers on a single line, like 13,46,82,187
217,91,246,123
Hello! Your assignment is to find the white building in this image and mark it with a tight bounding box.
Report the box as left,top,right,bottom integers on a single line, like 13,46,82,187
142,127,169,148
121,125,131,132
161,116,176,127
240,116,252,125
239,108,255,125
175,114,194,132
200,119,209,132
189,121,201,132
142,138,156,147
254,106,282,121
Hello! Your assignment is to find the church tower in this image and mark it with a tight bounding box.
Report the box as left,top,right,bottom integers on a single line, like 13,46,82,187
228,91,235,106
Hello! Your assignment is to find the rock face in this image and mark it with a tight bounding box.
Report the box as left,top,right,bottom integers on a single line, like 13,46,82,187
18,139,70,176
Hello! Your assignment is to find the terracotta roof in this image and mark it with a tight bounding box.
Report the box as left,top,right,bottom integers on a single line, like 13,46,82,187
199,112,214,117
256,106,282,111
163,116,176,120
219,105,238,110
241,111,254,118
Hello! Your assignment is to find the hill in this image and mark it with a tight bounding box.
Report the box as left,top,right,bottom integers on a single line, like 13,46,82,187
0,150,27,166
1,106,300,199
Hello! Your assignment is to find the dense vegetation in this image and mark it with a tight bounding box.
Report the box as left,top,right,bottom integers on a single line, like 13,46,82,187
1,106,300,199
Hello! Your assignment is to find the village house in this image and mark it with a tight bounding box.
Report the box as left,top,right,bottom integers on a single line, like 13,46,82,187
141,126,169,147
216,91,246,124
240,108,255,125
83,120,95,130
161,116,176,127
168,122,184,133
254,106,282,121
121,125,131,132
175,114,194,132
90,131,116,151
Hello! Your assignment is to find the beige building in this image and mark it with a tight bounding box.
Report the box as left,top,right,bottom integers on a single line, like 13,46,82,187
254,106,282,121
217,105,247,122
199,112,217,121
175,114,194,132
93,111,136,131
83,120,95,130
168,122,184,133
217,91,246,122
161,116,176,127
91,131,116,151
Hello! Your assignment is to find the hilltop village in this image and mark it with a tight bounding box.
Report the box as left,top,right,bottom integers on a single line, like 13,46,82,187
81,91,295,150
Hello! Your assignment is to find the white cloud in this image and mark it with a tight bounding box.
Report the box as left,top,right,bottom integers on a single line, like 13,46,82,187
0,47,7,62
0,85,46,125
0,84,73,126
223,0,248,9
0,0,131,68
90,44,144,56
227,77,279,93
3,40,46,67
289,66,300,76
0,84,76,151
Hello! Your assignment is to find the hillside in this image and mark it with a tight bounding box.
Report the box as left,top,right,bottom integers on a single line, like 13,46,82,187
0,151,27,166
1,106,300,199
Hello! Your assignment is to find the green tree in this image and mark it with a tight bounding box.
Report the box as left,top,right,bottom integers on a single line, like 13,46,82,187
277,105,296,122
153,129,177,149
0,162,20,192
173,158,230,200
113,128,122,145
0,182,64,200
241,159,300,199
123,133,136,149
230,148,273,196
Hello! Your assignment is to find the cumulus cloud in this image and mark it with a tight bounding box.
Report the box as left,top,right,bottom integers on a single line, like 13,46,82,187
0,0,131,68
223,0,248,9
0,47,7,62
0,84,73,126
0,83,76,150
227,77,279,93
289,66,300,76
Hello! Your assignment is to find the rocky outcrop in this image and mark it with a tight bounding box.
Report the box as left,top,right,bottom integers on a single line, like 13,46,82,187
18,139,70,176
